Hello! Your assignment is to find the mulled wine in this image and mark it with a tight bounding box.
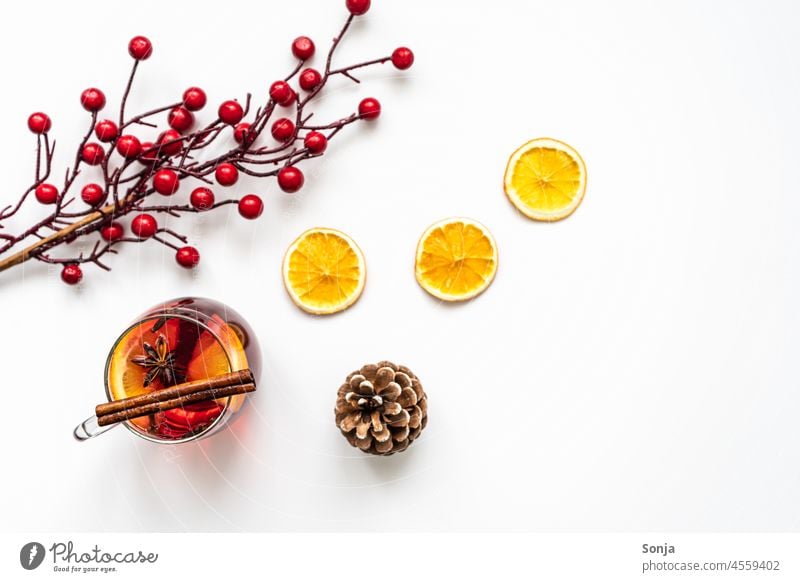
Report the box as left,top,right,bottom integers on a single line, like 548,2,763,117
104,297,260,443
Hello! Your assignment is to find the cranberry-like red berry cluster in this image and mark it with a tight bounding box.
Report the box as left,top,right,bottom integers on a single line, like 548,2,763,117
19,16,413,285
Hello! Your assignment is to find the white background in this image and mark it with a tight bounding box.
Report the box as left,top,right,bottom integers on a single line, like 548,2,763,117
1,0,799,532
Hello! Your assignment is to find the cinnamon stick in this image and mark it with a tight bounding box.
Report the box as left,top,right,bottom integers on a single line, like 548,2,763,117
96,382,256,427
95,369,254,417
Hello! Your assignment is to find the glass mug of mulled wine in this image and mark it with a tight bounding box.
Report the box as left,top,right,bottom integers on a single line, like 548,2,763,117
74,297,261,444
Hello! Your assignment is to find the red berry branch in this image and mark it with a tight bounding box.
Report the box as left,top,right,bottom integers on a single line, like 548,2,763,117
0,0,413,285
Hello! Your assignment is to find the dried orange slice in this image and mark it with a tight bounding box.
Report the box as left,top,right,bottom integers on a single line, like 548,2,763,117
282,227,366,315
503,137,587,221
415,217,498,302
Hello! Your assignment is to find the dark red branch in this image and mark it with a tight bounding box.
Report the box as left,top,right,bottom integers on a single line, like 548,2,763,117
0,9,409,278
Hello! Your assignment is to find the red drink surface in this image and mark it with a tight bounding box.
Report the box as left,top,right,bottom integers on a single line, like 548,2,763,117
106,298,259,441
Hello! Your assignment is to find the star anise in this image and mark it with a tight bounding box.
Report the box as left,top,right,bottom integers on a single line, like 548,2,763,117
130,334,184,387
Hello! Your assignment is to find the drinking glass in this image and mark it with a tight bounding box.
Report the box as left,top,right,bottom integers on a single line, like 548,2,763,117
75,297,260,444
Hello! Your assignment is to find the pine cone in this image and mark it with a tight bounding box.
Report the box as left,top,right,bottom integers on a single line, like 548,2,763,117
335,361,428,455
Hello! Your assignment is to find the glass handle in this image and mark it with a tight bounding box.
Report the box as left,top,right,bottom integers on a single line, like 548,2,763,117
73,415,118,441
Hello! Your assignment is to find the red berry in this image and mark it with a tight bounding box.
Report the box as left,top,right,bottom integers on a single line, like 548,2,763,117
168,106,194,132
94,119,119,142
100,221,124,241
358,97,381,120
131,214,158,238
27,112,52,134
269,81,295,106
283,88,297,106
80,88,106,112
116,134,142,159
391,47,414,70
81,143,105,165
278,166,304,193
190,187,215,210
183,87,207,111
81,183,106,206
292,36,315,60
346,0,371,15
128,36,153,60
304,131,327,153
233,122,254,145
299,68,322,92
218,100,244,125
139,141,158,164
61,264,83,285
157,129,183,156
238,194,263,219
35,183,59,204
153,169,180,195
271,118,295,142
215,163,239,186
175,246,200,268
